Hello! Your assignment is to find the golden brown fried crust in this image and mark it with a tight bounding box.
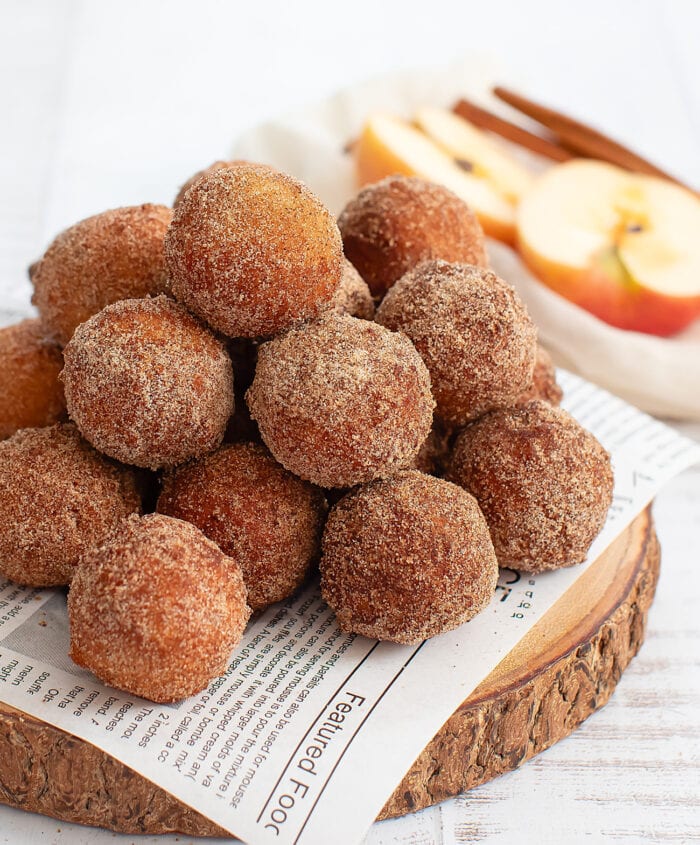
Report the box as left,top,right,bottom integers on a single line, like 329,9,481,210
514,344,563,407
0,423,141,587
158,442,327,611
446,401,613,572
246,313,435,488
68,513,250,703
165,164,343,338
338,175,488,298
331,259,376,319
0,318,66,439
173,160,272,208
377,260,537,425
31,204,172,346
62,296,233,470
320,471,498,643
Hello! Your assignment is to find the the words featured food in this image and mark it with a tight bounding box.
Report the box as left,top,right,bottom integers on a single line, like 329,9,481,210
62,296,233,470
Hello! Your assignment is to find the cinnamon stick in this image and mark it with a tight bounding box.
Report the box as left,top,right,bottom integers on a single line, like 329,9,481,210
453,98,573,162
492,86,682,183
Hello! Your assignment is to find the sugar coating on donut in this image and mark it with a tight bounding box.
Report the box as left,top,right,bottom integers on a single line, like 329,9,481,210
62,296,233,470
514,344,563,407
165,164,343,338
246,313,435,488
331,259,375,320
320,470,498,643
31,204,172,346
158,442,327,610
68,513,250,703
447,401,613,572
0,423,141,587
377,260,537,425
0,318,66,439
338,175,488,298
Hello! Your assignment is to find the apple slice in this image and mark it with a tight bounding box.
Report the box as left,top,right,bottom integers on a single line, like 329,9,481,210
414,107,533,206
517,159,700,336
355,113,522,243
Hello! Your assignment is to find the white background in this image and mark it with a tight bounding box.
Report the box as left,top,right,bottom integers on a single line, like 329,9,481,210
1,1,699,843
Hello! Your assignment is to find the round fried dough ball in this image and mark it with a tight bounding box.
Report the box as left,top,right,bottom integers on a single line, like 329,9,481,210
173,160,271,208
320,471,497,643
0,319,66,439
158,442,327,610
174,160,239,208
31,204,172,346
62,296,233,470
246,314,434,488
447,401,613,572
68,513,250,703
165,164,343,338
514,344,563,407
376,260,537,425
0,423,141,587
338,175,488,298
331,259,375,319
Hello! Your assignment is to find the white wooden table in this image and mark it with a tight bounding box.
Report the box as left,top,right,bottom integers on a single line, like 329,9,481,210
1,2,699,843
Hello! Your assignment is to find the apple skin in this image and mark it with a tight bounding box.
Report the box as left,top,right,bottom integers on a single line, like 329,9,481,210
354,121,517,245
517,236,700,336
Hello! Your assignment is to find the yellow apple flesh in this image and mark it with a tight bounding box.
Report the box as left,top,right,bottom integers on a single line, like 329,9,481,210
517,160,700,336
354,113,526,243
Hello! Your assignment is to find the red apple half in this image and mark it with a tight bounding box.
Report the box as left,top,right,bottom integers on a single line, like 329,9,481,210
517,159,700,336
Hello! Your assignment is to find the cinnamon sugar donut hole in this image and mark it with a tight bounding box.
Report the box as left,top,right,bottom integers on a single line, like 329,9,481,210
0,319,66,439
320,471,498,644
175,160,239,208
514,345,563,407
165,164,343,338
447,401,613,573
62,296,233,470
331,259,375,320
376,260,537,425
68,513,250,703
31,204,172,346
158,442,327,611
0,423,141,587
246,313,434,488
173,160,272,208
338,175,488,298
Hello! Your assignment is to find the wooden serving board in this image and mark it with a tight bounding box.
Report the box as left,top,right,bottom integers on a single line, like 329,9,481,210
0,508,659,838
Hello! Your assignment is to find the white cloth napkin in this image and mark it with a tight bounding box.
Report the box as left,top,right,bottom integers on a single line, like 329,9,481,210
232,56,700,421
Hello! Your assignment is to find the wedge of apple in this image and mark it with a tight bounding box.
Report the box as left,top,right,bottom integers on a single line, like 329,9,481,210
354,112,532,243
517,160,700,336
